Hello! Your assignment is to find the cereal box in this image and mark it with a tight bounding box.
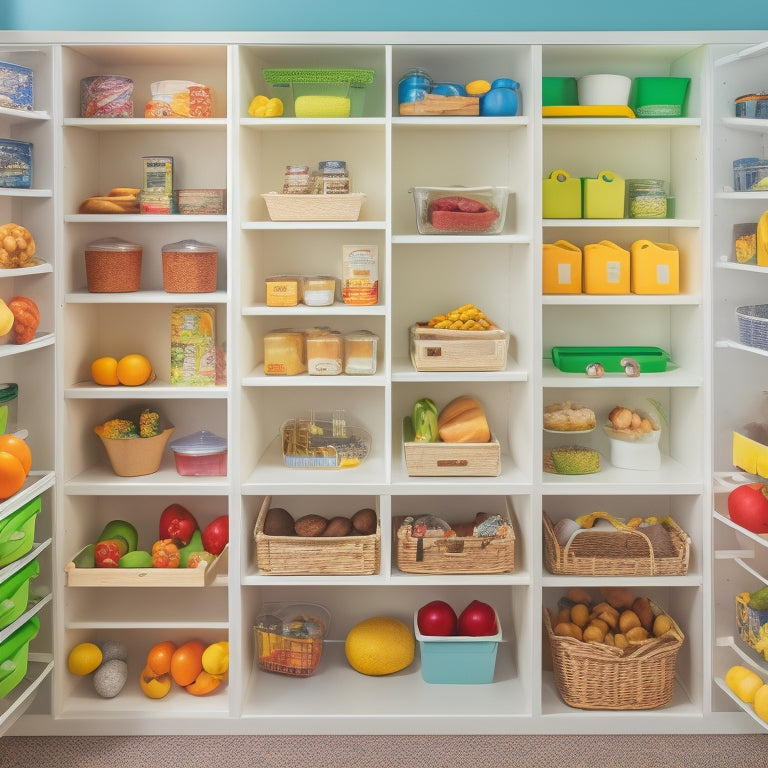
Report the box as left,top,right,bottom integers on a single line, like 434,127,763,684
170,307,216,385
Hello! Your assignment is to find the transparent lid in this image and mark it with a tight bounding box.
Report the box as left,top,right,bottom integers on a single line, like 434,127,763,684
85,237,142,253
255,602,331,638
169,429,227,456
161,239,217,254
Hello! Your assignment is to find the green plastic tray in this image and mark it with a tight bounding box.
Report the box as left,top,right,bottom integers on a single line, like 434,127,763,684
551,346,671,373
262,68,375,85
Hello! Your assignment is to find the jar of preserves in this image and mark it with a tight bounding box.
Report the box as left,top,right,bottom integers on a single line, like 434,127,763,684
628,178,667,218
282,165,310,194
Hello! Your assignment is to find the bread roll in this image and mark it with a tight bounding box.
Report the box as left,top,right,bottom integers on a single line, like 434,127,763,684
437,395,490,443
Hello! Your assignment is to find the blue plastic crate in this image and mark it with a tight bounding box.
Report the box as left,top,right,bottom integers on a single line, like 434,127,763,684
414,612,501,684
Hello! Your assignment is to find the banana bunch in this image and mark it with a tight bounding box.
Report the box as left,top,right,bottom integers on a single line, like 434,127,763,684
426,303,492,331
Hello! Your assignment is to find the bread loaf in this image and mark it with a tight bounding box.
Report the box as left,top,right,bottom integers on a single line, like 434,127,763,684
437,395,490,443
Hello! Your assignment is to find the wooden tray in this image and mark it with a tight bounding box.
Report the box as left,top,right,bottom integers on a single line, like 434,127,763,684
394,507,515,574
399,94,479,116
410,323,508,371
403,420,501,477
261,192,366,221
253,496,380,575
64,544,228,587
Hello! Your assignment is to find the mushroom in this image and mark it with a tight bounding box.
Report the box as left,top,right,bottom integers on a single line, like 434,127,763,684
621,357,640,377
586,362,605,378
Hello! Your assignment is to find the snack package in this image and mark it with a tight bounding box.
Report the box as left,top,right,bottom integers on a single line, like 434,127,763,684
170,307,216,385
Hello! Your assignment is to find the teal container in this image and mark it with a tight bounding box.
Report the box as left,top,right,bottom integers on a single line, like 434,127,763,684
0,383,17,434
415,613,501,684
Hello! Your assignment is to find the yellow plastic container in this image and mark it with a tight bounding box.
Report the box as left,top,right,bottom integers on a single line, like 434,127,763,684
542,169,581,219
630,240,680,294
583,240,630,294
542,240,582,294
582,170,625,219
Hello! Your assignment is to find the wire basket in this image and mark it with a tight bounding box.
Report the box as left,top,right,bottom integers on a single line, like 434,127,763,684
736,304,768,351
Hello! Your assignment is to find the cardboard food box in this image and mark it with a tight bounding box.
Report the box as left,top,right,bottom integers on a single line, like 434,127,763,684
170,306,216,385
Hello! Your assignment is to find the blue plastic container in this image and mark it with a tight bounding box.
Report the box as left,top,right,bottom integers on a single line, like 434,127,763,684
414,612,501,684
0,138,32,188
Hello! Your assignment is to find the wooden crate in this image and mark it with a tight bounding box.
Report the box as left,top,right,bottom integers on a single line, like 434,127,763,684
403,422,501,477
542,511,690,577
394,507,515,575
261,192,366,221
253,496,380,575
399,94,479,116
409,324,509,371
64,545,228,587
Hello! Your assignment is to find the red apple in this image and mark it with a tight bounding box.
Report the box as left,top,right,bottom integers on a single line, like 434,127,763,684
158,503,198,546
201,515,229,556
457,600,498,637
728,483,768,534
417,600,458,636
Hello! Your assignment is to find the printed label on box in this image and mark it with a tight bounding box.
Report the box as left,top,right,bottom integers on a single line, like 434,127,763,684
170,307,216,386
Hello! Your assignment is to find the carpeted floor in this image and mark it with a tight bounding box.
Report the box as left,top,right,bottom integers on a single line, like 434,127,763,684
1,734,767,768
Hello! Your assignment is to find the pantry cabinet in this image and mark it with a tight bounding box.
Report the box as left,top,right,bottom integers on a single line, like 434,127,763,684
1,29,767,737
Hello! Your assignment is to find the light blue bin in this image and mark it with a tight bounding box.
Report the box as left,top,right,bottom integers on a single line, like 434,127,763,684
414,613,501,684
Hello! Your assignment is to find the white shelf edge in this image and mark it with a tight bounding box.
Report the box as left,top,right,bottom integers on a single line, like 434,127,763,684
0,188,52,198
542,293,701,306
392,233,530,244
66,289,228,304
65,214,227,224
64,382,229,398
63,117,227,130
714,678,768,731
542,117,701,128
542,218,700,228
541,359,702,387
0,105,50,121
715,260,768,273
242,220,386,231
715,339,768,357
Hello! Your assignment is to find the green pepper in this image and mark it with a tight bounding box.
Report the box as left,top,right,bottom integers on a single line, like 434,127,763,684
412,397,439,442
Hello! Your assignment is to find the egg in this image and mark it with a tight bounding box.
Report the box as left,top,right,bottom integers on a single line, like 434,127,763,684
99,639,128,663
93,658,128,698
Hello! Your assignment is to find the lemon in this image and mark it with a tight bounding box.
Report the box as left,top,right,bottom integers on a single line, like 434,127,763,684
466,79,491,96
725,664,764,703
68,642,103,675
344,616,414,676
753,683,768,722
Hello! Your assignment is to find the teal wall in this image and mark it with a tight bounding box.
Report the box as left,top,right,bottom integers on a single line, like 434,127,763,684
1,0,767,32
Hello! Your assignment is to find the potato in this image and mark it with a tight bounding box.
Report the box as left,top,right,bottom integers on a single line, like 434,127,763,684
653,614,674,637
567,587,592,606
322,516,353,537
588,618,610,637
263,507,295,536
626,626,650,642
583,623,606,643
619,609,641,634
556,607,571,625
570,603,590,628
294,514,328,537
614,633,629,650
604,632,615,646
602,587,635,610
553,622,583,641
632,596,654,633
596,610,619,631
351,507,377,535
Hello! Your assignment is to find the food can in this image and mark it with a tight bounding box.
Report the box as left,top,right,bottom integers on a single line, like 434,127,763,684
80,76,133,117
0,61,33,110
84,237,143,292
0,139,32,188
342,245,378,305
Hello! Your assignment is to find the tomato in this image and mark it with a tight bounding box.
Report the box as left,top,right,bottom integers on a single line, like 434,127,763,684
727,483,768,534
457,600,498,636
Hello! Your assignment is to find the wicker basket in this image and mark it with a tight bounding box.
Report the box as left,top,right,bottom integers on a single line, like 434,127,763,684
542,511,690,577
253,496,380,575
394,513,515,575
262,192,366,221
736,304,768,351
94,427,174,477
543,603,684,710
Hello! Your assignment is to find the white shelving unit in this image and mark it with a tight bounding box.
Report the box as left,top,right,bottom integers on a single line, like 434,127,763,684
1,29,767,737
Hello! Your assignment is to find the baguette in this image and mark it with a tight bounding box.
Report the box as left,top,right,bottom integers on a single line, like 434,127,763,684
79,197,139,214
437,395,490,443
108,187,141,197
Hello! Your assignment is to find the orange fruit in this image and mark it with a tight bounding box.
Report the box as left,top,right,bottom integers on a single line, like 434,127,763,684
116,353,152,386
146,640,177,676
91,356,119,386
0,450,27,499
170,640,205,687
0,434,31,475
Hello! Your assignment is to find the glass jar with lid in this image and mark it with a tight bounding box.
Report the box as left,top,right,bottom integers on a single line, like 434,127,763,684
628,179,667,218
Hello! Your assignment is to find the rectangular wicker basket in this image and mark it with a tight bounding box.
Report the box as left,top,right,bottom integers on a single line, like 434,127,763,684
253,496,380,575
394,510,515,575
261,192,366,221
543,603,684,710
542,511,690,577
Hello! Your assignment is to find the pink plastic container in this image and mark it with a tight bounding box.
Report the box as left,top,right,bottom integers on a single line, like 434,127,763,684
169,429,227,476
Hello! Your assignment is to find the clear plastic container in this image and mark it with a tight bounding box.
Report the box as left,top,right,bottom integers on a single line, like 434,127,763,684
302,276,336,306
411,186,510,235
161,239,218,292
264,330,306,375
306,329,343,375
628,179,667,218
343,330,378,375
169,429,227,476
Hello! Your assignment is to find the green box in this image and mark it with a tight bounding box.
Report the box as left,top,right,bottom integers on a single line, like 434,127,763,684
0,558,39,629
542,77,578,106
0,497,41,568
629,77,690,118
582,170,625,218
0,615,39,698
543,170,581,218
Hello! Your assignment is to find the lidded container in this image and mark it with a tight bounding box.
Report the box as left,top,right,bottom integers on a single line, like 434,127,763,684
306,328,343,375
628,178,667,218
169,429,227,476
161,238,218,293
264,329,306,375
301,276,336,306
0,383,18,434
343,330,378,375
85,237,143,292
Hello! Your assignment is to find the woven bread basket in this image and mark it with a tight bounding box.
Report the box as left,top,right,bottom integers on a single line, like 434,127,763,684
543,603,684,710
542,510,690,577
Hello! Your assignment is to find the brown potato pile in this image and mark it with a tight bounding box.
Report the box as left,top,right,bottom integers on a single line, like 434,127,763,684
0,223,36,268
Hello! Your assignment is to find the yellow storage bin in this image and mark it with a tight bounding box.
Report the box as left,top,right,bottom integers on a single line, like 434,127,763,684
583,240,629,294
542,170,581,219
582,170,625,219
543,240,582,294
630,240,680,294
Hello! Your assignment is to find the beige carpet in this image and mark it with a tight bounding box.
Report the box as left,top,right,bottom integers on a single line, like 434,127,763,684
2,734,768,767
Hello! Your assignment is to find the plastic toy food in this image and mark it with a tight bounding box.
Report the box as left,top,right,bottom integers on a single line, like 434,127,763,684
727,482,768,534
429,195,500,232
8,295,40,343
0,223,36,267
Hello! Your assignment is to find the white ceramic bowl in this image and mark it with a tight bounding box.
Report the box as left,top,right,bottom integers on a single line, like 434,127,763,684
577,74,632,106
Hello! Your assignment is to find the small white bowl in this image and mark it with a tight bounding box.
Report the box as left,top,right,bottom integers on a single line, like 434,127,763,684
577,74,632,106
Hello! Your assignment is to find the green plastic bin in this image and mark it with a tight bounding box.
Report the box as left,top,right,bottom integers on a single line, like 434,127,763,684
0,615,39,699
0,558,39,629
0,497,41,568
550,345,672,373
629,77,690,118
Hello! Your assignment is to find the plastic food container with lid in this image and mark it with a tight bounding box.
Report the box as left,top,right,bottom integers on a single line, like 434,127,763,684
306,329,343,375
161,239,218,293
264,330,306,375
85,237,143,292
343,330,378,375
169,429,227,476
0,61,33,110
301,276,336,306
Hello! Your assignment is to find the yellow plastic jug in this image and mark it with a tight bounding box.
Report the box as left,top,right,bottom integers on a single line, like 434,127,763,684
542,240,582,294
583,240,629,294
630,239,680,294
